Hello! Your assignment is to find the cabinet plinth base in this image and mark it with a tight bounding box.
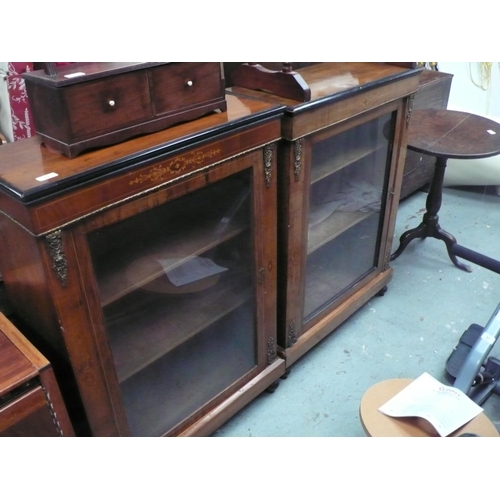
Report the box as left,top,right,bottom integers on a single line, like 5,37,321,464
178,358,286,437
278,270,393,367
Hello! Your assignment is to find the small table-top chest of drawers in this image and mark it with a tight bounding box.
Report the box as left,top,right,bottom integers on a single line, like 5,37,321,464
23,62,227,158
0,313,74,437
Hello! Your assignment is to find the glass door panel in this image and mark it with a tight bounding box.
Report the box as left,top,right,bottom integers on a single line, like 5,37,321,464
304,112,394,323
87,171,256,436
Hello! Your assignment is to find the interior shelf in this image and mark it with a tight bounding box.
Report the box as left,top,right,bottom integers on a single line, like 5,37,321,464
120,303,256,437
307,209,373,254
311,144,380,185
92,206,248,307
304,213,379,321
104,267,253,382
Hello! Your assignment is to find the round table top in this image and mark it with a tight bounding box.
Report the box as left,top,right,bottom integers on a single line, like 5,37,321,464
407,109,500,159
359,378,499,437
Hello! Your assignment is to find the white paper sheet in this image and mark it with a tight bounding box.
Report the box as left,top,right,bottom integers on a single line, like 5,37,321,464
158,257,228,287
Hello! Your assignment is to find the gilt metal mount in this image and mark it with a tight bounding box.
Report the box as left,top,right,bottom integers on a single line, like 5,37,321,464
264,143,273,188
267,336,277,364
45,230,68,287
294,139,304,181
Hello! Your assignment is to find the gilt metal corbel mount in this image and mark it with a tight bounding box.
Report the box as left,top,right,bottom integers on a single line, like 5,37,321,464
264,143,274,188
294,139,304,181
45,230,68,287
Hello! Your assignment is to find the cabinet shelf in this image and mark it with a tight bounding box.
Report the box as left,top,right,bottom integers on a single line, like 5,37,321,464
105,268,253,382
311,144,380,185
93,210,248,307
307,209,374,254
304,213,379,320
120,303,255,437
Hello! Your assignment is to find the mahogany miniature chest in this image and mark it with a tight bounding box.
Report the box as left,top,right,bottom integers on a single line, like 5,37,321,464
23,62,227,158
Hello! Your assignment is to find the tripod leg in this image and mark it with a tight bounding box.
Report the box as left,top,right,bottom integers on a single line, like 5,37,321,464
433,225,472,272
391,156,447,261
390,222,428,260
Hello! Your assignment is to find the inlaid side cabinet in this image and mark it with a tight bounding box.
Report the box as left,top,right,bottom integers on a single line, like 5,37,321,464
0,94,285,436
229,62,422,364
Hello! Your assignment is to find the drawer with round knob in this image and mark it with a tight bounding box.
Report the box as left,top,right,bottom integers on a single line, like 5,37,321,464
150,62,227,115
65,71,152,138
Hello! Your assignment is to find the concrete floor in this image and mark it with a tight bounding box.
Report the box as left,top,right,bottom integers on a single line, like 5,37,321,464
213,185,500,437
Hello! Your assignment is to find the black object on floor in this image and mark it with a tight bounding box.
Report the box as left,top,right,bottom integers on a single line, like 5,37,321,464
446,324,483,379
446,313,500,406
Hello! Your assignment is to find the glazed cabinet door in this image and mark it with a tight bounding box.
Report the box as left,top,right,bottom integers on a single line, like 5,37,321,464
302,110,395,323
280,104,402,352
79,148,276,436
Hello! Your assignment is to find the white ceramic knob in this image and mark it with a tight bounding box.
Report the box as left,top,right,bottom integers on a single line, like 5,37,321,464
109,100,116,107
186,80,193,87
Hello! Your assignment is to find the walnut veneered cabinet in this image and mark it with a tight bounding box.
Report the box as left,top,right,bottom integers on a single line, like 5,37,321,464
228,62,422,365
0,94,285,436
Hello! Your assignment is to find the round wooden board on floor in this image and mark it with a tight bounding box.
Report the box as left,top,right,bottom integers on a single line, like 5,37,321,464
359,378,499,437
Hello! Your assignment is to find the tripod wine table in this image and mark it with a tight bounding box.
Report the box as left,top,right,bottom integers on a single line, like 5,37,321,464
391,109,500,272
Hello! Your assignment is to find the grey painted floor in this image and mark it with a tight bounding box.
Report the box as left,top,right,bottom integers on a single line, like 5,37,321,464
213,185,500,437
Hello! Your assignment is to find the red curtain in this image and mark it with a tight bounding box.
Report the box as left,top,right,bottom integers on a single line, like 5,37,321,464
6,62,35,141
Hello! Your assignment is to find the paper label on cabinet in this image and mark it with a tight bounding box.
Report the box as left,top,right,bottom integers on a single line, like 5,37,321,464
64,72,86,78
36,172,59,182
158,257,228,287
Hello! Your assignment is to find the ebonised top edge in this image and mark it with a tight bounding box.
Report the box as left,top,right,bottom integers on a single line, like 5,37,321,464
0,105,285,205
285,67,423,115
